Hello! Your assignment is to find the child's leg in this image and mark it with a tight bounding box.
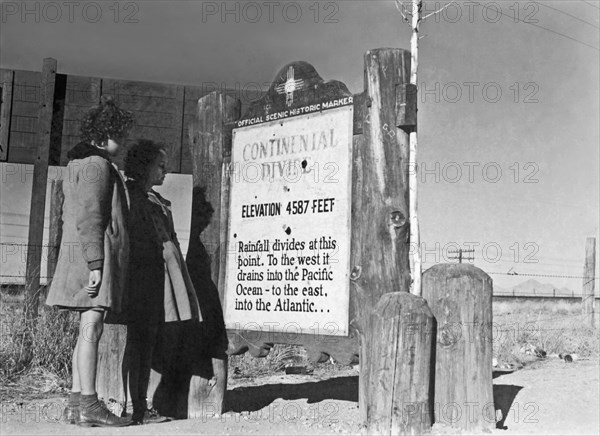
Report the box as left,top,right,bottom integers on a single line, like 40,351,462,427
128,322,158,413
137,323,159,409
126,322,143,413
63,322,83,423
78,309,104,395
75,309,131,426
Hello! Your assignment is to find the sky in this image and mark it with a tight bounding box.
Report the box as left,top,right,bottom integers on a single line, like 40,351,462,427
0,0,599,292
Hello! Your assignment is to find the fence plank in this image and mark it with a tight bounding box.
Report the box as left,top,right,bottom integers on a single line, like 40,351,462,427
1,69,15,161
60,76,101,164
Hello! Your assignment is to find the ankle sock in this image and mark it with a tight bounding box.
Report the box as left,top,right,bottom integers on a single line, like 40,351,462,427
80,393,102,412
68,391,81,407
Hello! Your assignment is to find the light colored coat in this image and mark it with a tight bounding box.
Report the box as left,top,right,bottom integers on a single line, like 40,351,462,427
46,155,129,312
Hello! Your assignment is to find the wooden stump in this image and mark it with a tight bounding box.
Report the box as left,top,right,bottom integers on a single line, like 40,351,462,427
422,264,495,432
365,292,435,436
96,324,129,416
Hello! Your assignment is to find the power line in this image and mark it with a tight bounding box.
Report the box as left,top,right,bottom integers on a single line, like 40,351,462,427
580,1,600,11
487,271,598,280
535,2,599,29
469,1,600,51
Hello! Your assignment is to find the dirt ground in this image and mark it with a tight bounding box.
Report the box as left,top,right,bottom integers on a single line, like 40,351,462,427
1,358,598,435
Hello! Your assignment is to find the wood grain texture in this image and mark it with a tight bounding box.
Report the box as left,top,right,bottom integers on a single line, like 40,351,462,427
183,91,240,416
365,292,434,435
352,48,415,431
422,263,494,432
60,75,100,165
0,69,15,161
25,58,56,316
96,324,129,416
6,70,41,164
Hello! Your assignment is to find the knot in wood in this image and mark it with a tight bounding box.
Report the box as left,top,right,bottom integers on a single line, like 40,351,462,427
390,211,406,227
350,265,362,281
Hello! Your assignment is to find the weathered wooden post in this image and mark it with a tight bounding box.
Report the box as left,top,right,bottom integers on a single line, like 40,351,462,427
25,57,56,316
582,237,596,328
0,69,14,161
365,293,435,434
153,92,239,419
422,264,495,433
96,322,129,415
351,48,434,436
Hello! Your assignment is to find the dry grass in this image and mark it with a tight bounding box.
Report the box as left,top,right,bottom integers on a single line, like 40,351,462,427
3,283,597,393
0,285,78,386
1,285,342,392
228,344,308,378
493,299,599,368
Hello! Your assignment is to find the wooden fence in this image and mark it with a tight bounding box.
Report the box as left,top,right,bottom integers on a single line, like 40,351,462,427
0,63,258,173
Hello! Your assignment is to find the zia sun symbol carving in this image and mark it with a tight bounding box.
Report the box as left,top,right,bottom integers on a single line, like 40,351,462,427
275,66,304,107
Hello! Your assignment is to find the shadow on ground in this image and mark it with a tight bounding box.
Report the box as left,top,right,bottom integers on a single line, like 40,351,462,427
493,384,523,429
224,376,358,413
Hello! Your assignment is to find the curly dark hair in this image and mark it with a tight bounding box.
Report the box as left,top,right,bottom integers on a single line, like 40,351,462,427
124,139,168,181
80,95,135,145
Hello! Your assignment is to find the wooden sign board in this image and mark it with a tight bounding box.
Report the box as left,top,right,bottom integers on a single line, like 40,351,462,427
215,61,362,354
224,104,353,336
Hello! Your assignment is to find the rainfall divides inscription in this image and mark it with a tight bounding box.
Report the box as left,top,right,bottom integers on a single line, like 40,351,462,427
224,105,353,336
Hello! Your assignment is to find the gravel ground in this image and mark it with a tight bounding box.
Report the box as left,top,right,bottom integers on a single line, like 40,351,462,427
1,359,598,435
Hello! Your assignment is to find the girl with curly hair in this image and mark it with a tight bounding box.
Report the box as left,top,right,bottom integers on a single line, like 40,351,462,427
46,96,135,427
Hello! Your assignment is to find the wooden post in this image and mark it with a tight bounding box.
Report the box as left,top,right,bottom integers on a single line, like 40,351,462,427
582,237,596,328
148,91,239,419
366,293,435,434
349,48,432,435
25,58,56,316
0,69,15,160
422,264,495,433
96,324,129,416
185,91,238,418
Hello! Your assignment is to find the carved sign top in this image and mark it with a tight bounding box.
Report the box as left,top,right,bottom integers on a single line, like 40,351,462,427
236,61,353,128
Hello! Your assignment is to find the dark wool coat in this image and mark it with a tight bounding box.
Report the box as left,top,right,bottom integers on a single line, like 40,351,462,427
46,146,129,312
123,180,165,324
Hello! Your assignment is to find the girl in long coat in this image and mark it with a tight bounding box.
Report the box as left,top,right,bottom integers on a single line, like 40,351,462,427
46,96,134,427
123,139,202,424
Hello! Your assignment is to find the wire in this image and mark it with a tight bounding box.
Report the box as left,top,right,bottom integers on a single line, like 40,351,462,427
0,242,57,248
468,1,600,51
0,274,52,279
535,2,599,29
581,0,600,11
487,271,598,280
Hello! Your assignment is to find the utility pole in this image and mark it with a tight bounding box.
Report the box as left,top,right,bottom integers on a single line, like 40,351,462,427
448,248,475,264
396,0,455,296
